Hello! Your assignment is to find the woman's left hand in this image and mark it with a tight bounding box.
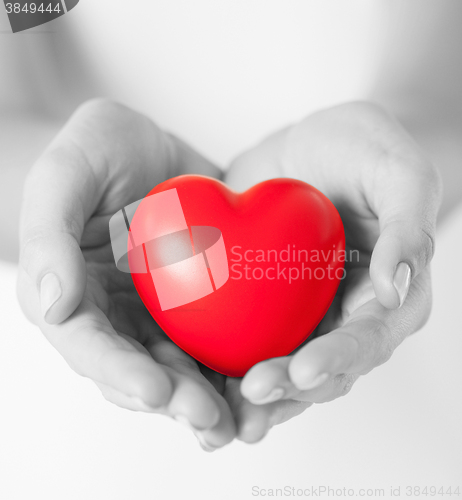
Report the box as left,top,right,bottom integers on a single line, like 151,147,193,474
224,101,442,443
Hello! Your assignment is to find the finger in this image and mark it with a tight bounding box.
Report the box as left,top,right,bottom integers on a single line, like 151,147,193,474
18,99,162,324
94,382,161,412
38,295,174,409
145,338,235,448
226,378,311,443
241,348,359,405
94,378,234,453
241,351,358,404
146,338,221,429
166,374,221,430
18,166,88,326
225,378,271,444
239,269,368,404
264,399,312,426
240,357,292,405
96,330,234,448
284,373,360,404
18,104,113,325
194,393,236,452
367,130,442,309
241,350,362,405
289,268,432,390
18,99,220,326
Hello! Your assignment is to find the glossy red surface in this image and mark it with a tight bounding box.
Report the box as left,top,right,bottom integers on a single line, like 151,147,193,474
129,175,345,377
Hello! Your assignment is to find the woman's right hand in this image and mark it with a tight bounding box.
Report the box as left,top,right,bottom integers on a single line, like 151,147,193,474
16,99,236,451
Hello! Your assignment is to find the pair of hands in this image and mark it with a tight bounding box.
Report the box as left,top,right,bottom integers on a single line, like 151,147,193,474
17,99,442,451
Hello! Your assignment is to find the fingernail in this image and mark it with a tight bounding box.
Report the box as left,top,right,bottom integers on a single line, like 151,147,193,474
298,372,329,391
393,262,411,308
251,387,285,405
40,273,62,321
196,433,217,453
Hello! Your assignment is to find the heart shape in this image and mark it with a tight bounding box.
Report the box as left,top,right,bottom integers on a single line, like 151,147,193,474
127,175,345,377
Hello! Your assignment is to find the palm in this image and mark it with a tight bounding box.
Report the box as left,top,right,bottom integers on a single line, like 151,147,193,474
18,100,438,446
84,241,156,346
226,104,429,414
79,233,240,443
83,236,227,383
309,197,381,339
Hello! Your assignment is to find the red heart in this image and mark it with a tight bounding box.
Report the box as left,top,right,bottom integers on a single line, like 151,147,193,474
128,175,345,377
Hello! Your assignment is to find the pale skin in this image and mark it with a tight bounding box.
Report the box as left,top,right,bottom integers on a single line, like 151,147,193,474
14,99,442,450
3,0,462,450
226,102,440,409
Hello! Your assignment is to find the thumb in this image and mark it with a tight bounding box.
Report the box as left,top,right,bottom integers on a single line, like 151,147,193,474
369,155,442,309
18,147,98,324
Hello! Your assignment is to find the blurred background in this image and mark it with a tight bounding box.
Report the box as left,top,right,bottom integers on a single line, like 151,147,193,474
1,1,461,498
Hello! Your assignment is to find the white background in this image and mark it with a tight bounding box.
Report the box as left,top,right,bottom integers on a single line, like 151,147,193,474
0,1,461,499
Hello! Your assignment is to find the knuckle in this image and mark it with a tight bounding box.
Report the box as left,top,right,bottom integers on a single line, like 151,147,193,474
323,374,357,402
341,374,357,396
335,100,390,127
312,374,358,404
382,220,436,272
20,218,82,272
416,294,433,331
70,99,149,164
19,231,46,273
94,382,114,403
388,221,436,271
349,100,388,117
336,374,356,397
375,342,394,368
74,98,126,120
298,100,389,132
371,321,395,367
407,269,433,332
63,349,87,377
270,401,312,426
60,215,84,240
72,98,135,147
356,315,395,370
419,158,442,191
70,360,86,378
420,226,436,265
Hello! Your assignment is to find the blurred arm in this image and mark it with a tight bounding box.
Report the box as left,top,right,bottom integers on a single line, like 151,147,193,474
371,0,462,222
0,25,94,262
0,26,221,263
0,114,60,261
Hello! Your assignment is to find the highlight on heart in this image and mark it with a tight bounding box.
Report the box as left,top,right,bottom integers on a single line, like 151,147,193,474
107,174,345,377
